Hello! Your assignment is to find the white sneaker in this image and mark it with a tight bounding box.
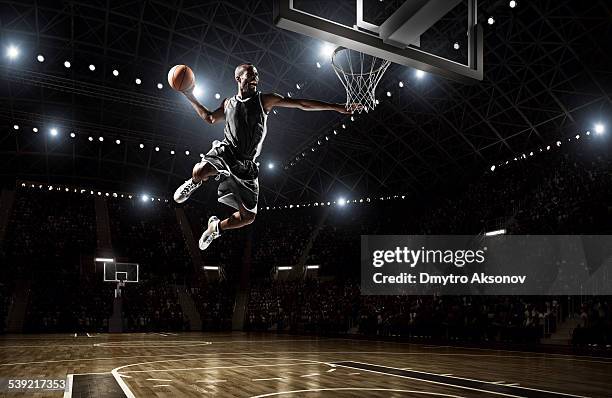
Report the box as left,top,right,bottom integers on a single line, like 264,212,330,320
199,216,221,250
173,178,202,203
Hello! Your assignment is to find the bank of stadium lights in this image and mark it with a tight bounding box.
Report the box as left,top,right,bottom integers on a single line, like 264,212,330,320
37,54,44,62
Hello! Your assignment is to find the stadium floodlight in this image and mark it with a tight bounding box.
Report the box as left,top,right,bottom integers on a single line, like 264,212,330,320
33,127,38,133
278,266,293,271
89,64,95,71
485,229,506,237
157,83,163,89
306,265,320,270
453,42,460,50
139,143,144,149
316,62,321,69
13,124,19,130
487,17,495,25
98,136,104,142
70,132,76,138
115,139,121,144
203,266,219,271
95,257,114,262
37,54,44,62
215,93,221,99
193,85,203,97
155,146,160,152
320,42,335,59
185,150,190,155
141,194,149,202
338,197,346,206
268,162,274,169
594,123,605,135
509,0,517,8
50,128,58,136
415,70,425,79
64,60,71,68
6,45,19,59
112,69,119,76
135,78,142,85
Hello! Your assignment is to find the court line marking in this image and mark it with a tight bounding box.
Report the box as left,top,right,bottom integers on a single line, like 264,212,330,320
195,379,227,383
249,388,465,398
332,362,523,398
338,361,589,398
253,377,285,381
152,384,170,387
63,374,73,398
146,378,172,382
299,373,320,378
121,362,316,374
326,368,335,373
110,356,331,397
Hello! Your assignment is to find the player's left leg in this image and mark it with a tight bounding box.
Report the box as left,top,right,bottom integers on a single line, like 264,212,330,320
198,205,255,250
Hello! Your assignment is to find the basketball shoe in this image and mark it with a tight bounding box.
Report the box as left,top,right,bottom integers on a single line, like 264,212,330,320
199,216,221,250
173,178,202,203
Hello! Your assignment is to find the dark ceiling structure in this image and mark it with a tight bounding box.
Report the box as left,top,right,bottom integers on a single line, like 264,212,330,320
0,0,610,206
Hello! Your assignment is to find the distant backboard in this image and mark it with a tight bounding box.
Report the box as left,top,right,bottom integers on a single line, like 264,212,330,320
274,0,483,83
103,262,139,283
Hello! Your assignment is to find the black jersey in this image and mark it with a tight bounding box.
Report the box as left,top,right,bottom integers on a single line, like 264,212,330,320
222,92,268,161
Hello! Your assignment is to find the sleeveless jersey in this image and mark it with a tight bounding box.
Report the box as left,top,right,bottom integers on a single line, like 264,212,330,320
222,92,268,161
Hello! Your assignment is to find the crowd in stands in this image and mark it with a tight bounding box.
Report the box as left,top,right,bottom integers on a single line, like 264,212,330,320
0,147,609,344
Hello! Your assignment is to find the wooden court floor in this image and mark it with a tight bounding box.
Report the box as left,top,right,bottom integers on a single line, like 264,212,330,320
0,333,610,397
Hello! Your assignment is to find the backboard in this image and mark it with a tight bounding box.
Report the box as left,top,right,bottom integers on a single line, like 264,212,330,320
103,262,139,283
274,0,483,83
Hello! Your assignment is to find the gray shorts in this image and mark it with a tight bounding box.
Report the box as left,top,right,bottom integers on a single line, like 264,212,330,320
201,140,259,214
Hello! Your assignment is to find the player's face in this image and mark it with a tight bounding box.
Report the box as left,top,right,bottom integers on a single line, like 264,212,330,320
238,66,259,94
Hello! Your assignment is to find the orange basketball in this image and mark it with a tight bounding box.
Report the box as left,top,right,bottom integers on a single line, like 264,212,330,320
167,65,195,92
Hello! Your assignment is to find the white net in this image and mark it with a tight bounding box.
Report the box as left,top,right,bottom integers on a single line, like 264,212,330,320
332,47,391,113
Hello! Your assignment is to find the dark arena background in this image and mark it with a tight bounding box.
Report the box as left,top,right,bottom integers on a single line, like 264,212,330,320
1,1,611,397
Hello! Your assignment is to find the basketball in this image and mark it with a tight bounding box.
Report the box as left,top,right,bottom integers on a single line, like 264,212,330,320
167,64,195,92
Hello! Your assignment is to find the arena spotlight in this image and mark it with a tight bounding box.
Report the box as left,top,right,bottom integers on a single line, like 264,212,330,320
157,83,163,89
112,69,119,76
268,162,274,169
141,194,149,202
594,123,605,135
64,60,71,68
203,266,219,271
556,140,561,147
170,150,175,155
50,128,58,136
485,228,506,236
215,93,221,99
386,91,392,97
487,17,495,25
185,150,190,156
139,143,144,149
490,165,495,171
193,85,203,98
278,266,293,271
320,42,335,59
509,0,517,8
155,146,160,152
415,69,425,79
13,124,19,130
135,78,142,85
88,136,93,141
115,139,121,145
316,62,321,69
306,265,320,270
338,197,346,206
398,81,404,87
95,257,115,263
70,132,76,138
98,136,104,142
6,45,19,59
32,127,38,133
37,54,44,62
89,64,95,71
453,42,460,50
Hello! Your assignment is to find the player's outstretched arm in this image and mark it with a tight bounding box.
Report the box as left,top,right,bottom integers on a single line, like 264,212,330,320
183,87,225,124
262,93,360,114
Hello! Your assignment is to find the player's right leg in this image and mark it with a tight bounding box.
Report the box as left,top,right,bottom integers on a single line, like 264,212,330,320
173,161,217,203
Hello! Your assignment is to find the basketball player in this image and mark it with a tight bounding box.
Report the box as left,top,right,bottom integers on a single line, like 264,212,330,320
174,63,359,250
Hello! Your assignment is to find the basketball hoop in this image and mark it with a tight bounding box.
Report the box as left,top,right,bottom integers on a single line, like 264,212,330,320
331,47,391,113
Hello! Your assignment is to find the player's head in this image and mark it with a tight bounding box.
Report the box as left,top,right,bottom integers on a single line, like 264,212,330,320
235,63,259,94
